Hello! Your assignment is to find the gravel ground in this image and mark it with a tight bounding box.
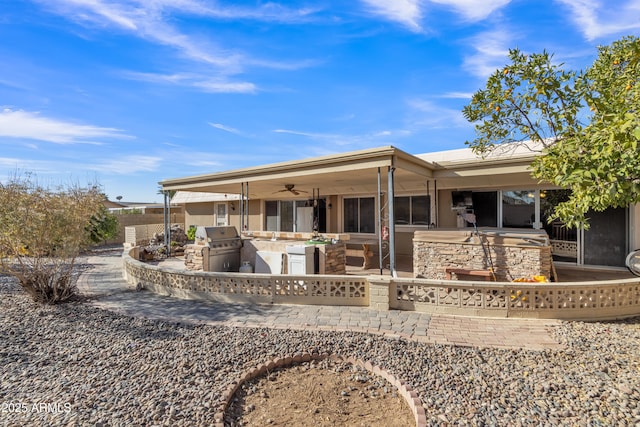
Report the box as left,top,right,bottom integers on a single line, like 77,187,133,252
1,276,639,427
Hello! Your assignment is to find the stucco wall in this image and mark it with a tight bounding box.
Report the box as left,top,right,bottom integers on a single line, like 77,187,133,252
185,202,215,228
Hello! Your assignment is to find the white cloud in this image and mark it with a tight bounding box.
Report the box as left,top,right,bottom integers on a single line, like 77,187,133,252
555,0,640,40
462,29,512,78
407,99,470,128
122,71,257,93
440,91,474,99
0,109,129,144
208,122,241,135
360,0,425,32
38,0,317,74
273,128,410,146
273,129,336,139
359,0,511,30
94,155,162,174
193,80,257,94
430,0,511,21
0,157,24,167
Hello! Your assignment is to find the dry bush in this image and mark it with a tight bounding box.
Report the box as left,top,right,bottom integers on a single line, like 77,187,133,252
0,174,105,304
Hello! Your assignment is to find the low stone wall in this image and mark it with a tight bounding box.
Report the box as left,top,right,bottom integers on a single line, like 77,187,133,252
413,229,552,281
123,248,640,321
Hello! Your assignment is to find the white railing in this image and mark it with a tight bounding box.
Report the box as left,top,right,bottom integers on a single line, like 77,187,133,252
123,248,640,321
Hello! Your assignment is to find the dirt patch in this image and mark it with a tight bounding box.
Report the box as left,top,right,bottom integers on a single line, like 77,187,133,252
225,359,415,426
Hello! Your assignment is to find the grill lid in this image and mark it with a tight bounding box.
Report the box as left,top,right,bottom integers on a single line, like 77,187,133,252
195,226,240,245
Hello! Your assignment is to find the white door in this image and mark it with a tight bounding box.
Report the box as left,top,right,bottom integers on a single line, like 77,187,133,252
215,203,228,226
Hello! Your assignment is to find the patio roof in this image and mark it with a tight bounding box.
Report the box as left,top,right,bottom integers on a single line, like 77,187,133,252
160,146,437,199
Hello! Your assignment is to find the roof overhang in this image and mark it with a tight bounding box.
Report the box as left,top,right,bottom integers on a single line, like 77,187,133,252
416,144,541,190
160,146,436,199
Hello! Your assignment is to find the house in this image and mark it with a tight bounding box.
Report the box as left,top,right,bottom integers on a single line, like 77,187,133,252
160,145,639,271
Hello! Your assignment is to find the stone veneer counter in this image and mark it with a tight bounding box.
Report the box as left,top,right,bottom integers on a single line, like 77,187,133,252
413,228,552,281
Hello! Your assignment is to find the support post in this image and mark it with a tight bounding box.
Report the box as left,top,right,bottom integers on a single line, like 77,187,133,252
240,183,245,231
163,191,168,249
245,182,249,231
163,191,171,257
377,167,383,275
387,165,397,277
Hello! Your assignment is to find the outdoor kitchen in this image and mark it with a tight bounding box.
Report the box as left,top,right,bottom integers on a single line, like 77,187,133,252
183,227,349,275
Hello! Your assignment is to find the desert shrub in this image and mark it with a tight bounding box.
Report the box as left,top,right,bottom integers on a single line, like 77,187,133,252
87,206,119,244
0,174,106,304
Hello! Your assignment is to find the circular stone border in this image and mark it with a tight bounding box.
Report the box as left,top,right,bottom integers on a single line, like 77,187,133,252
214,352,427,427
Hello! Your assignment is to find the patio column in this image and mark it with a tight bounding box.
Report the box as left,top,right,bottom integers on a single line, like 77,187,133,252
240,183,245,231
377,167,383,275
388,165,397,277
244,182,249,231
163,191,171,257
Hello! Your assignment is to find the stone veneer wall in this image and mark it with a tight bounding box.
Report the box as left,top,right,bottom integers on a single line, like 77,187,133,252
184,244,206,271
316,243,346,275
413,230,552,281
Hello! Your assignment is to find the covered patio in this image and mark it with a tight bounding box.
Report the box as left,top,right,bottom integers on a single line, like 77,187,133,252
160,146,437,277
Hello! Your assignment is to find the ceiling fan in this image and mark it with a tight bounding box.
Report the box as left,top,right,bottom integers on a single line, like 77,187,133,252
275,184,308,196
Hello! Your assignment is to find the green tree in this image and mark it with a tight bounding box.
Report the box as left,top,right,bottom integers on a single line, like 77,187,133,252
87,206,119,244
463,35,640,228
0,174,106,304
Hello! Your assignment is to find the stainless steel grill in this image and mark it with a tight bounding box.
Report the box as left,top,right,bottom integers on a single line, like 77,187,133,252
195,226,241,272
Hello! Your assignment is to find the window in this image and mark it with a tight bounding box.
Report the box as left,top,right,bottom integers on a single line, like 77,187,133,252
502,190,535,228
344,197,375,233
394,195,430,225
471,192,497,227
280,201,294,232
265,200,278,231
265,200,315,232
215,203,227,226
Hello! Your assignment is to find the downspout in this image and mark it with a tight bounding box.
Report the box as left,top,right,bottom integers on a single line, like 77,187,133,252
388,164,397,277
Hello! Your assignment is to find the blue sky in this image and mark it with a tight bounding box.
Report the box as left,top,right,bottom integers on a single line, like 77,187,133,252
1,0,639,202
